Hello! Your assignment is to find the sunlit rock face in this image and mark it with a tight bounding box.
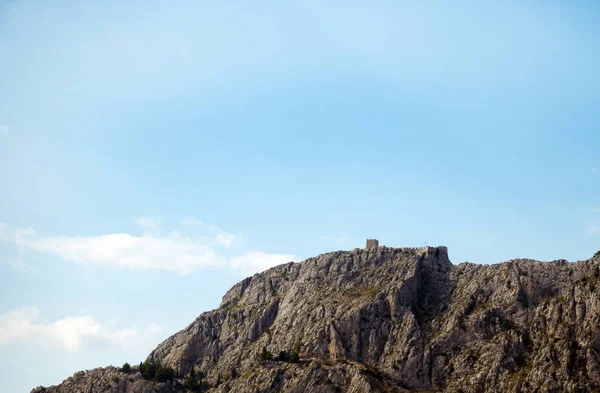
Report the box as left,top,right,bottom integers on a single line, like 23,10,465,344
32,247,600,393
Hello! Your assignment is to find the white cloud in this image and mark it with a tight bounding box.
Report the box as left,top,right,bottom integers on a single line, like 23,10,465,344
0,307,161,352
181,216,202,226
215,232,237,248
180,217,239,248
229,251,296,275
0,125,8,134
135,216,163,234
589,208,600,213
589,226,600,236
8,258,41,275
147,323,162,333
0,219,299,275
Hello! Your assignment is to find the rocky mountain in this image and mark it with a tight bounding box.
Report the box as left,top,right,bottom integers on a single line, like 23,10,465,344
31,246,600,393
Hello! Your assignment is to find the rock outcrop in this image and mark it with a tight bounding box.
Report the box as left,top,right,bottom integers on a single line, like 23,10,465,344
31,246,600,393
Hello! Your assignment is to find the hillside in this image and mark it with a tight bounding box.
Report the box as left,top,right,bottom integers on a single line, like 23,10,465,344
31,246,600,393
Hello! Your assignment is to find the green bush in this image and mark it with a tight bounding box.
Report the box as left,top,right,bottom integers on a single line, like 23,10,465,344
120,362,131,373
154,365,175,382
595,250,600,257
289,341,302,363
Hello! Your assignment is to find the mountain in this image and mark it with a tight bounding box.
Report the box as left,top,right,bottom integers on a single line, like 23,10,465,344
31,246,600,393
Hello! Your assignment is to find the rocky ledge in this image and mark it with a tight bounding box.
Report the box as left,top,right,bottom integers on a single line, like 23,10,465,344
32,246,600,393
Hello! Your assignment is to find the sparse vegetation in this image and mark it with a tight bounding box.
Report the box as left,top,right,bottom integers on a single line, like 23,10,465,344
260,346,273,362
474,300,493,314
341,285,382,300
289,341,302,363
587,276,598,290
111,376,120,383
184,368,207,392
510,364,532,382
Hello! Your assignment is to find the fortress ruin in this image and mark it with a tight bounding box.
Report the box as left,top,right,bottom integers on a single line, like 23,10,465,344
366,239,379,249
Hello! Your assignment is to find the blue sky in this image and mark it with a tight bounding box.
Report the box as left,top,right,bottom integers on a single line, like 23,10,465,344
1,0,599,391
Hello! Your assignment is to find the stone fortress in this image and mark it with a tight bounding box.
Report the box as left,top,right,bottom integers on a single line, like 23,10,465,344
365,239,379,249
365,238,448,255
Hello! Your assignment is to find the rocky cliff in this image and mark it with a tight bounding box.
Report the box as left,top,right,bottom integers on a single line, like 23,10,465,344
31,246,600,393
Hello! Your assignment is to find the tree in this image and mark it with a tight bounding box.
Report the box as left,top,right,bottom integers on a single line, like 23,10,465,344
260,346,273,362
595,250,600,257
154,365,175,382
140,361,156,380
120,363,131,373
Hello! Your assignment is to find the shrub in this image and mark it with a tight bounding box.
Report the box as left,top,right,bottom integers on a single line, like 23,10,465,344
185,374,200,391
111,376,120,383
260,346,273,362
140,361,156,380
120,362,131,373
184,367,207,392
289,351,299,363
587,276,598,290
289,341,302,363
154,365,175,382
595,250,600,258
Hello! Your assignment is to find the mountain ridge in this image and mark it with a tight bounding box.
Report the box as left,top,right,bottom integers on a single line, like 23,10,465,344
32,246,600,393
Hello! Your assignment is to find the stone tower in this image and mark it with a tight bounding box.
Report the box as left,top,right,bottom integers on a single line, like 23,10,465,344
366,239,379,249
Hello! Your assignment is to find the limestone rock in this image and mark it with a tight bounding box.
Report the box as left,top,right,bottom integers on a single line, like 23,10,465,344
31,246,600,392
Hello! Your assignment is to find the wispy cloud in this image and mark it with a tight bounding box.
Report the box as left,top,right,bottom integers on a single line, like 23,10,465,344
589,208,600,213
0,219,298,275
134,216,163,233
181,216,202,226
0,307,162,352
180,216,239,248
589,226,600,236
0,125,8,134
8,258,40,275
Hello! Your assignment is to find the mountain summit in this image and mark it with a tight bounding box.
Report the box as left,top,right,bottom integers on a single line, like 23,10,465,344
32,246,600,392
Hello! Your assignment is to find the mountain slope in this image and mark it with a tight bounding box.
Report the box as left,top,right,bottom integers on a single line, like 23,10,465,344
32,246,600,393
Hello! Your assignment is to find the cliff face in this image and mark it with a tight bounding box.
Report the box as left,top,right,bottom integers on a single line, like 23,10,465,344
32,247,600,393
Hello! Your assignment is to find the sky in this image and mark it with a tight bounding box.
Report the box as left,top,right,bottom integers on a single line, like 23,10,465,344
1,0,599,391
